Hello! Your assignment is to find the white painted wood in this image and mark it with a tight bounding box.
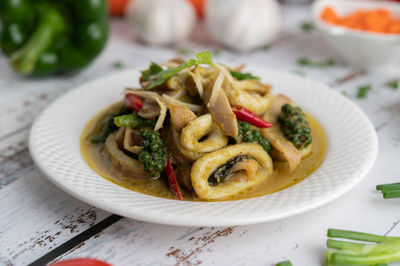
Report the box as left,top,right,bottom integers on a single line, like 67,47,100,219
0,5,399,266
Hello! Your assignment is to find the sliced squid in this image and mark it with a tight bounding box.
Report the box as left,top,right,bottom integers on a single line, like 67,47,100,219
123,127,143,154
261,95,301,172
167,126,203,164
181,114,228,153
191,143,273,200
227,87,273,115
104,129,148,179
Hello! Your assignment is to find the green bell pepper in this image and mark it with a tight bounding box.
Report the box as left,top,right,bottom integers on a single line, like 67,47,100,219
0,0,108,76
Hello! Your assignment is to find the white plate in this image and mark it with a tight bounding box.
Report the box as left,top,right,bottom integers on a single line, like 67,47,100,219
29,66,378,226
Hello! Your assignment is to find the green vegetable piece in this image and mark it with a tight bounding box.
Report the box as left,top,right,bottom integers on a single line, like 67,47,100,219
141,62,163,81
208,156,247,186
260,138,272,154
387,80,399,90
278,104,312,150
114,114,156,128
240,122,251,133
112,61,124,69
243,133,254,143
301,21,314,32
297,57,335,68
139,151,151,163
252,130,262,140
0,0,108,76
144,51,214,89
230,70,260,81
326,228,400,266
276,260,293,266
357,85,372,99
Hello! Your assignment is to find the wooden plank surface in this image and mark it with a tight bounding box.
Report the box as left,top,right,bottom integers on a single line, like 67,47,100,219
0,5,399,266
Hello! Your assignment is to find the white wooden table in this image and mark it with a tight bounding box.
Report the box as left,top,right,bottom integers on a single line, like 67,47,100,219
1,5,399,266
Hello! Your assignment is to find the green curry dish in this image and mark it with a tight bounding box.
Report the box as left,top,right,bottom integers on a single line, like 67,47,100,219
0,0,108,76
114,114,156,128
208,155,247,186
91,106,128,144
278,104,312,150
138,129,166,179
237,122,272,154
230,70,260,81
142,51,214,89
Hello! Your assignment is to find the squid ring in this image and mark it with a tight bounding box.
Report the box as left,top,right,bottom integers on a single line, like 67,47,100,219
181,114,228,153
191,143,273,200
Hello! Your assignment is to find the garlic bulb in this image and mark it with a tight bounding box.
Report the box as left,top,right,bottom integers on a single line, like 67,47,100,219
205,0,282,52
125,0,196,46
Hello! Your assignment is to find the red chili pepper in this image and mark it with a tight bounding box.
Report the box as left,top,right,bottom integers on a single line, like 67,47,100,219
165,159,183,200
232,106,273,128
123,94,143,112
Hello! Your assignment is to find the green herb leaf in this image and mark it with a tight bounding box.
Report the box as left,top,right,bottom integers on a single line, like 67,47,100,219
301,21,314,32
297,57,335,68
357,85,372,99
230,70,260,81
145,51,214,90
141,62,164,81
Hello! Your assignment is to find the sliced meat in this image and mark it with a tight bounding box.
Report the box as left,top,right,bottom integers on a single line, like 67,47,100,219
175,164,193,191
203,73,238,138
260,95,301,172
169,103,197,131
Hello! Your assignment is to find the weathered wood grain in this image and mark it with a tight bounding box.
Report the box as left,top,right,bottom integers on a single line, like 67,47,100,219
0,5,399,266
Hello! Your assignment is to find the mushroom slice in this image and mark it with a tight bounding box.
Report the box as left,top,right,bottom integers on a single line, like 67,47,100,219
203,73,238,138
191,143,273,201
104,130,148,179
169,103,197,131
123,127,143,154
260,95,301,172
181,114,228,153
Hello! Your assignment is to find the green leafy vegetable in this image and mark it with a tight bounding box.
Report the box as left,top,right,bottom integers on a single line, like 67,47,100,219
91,107,128,143
326,228,400,265
276,260,293,266
376,182,400,199
141,62,163,81
114,114,156,128
143,51,214,90
297,57,335,68
230,70,260,81
301,21,314,32
357,85,372,99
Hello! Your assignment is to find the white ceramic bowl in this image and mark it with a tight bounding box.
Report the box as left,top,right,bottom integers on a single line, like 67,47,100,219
312,0,400,72
29,66,378,226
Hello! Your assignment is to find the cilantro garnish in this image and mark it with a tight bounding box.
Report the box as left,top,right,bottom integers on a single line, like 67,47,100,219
230,70,260,81
142,51,214,90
